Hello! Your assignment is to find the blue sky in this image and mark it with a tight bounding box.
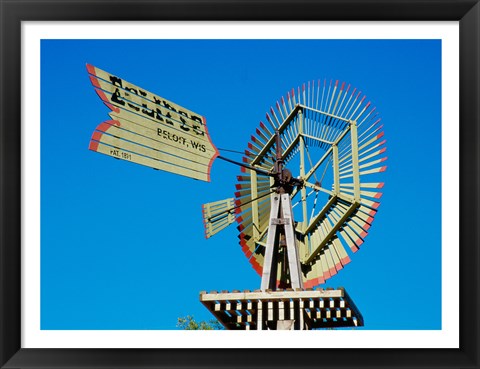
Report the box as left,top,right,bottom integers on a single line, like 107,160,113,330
40,39,441,330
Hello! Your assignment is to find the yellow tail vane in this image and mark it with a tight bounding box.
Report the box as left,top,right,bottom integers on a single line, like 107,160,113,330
202,198,236,239
86,64,219,182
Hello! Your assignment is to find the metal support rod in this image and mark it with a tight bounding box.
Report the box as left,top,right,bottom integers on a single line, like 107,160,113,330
300,132,334,146
207,190,273,222
299,104,351,123
217,155,274,177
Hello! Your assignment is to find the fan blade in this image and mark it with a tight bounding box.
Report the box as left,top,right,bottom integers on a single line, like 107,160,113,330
339,186,383,200
340,182,384,189
331,237,351,267
303,257,325,289
324,245,339,276
239,234,264,275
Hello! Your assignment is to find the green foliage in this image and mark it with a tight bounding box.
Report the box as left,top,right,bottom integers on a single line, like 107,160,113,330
177,315,224,330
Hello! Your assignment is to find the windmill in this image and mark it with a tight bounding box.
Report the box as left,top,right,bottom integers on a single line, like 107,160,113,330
86,65,386,330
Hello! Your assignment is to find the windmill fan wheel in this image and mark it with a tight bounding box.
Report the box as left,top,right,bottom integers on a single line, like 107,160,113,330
203,79,387,288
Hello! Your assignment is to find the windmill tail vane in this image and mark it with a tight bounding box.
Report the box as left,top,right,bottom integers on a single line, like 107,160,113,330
86,64,220,182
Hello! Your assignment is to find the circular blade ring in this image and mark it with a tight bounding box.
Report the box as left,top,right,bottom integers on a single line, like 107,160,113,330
234,79,387,288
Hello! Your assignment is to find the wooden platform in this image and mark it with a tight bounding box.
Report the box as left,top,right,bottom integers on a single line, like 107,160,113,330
200,287,364,330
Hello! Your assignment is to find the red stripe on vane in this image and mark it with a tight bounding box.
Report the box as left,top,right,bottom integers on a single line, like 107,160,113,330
88,139,100,151
249,257,263,275
89,75,101,89
304,277,324,289
86,64,96,75
96,120,120,132
202,116,220,183
241,244,252,258
354,238,363,247
95,89,120,113
91,131,103,141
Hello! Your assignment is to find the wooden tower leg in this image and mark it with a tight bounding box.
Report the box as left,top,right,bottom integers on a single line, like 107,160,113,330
261,193,304,291
260,194,281,291
280,193,304,290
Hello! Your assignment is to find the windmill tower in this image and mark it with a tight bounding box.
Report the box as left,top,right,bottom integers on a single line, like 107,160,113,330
201,81,386,330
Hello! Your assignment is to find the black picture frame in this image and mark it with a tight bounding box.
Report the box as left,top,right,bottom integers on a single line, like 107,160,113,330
1,1,478,368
